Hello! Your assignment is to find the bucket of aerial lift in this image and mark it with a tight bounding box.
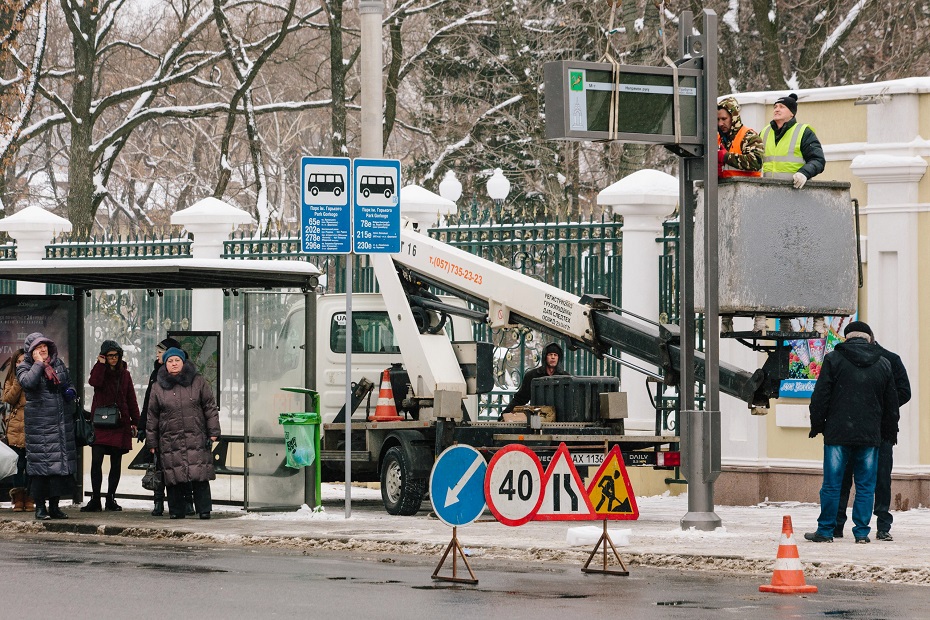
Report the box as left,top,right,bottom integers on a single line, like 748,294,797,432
695,178,858,317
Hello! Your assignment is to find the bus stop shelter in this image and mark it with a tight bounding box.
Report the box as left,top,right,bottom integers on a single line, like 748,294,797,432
0,258,321,509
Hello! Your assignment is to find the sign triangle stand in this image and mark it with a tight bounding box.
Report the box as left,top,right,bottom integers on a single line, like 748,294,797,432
581,519,629,576
431,526,478,584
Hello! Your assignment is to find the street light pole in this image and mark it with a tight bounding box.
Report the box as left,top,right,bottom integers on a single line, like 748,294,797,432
359,0,384,160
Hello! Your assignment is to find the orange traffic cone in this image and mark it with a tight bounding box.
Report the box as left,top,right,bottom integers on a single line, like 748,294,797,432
759,515,818,594
370,369,403,421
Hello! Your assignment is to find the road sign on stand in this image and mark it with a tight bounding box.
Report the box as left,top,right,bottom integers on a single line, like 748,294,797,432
485,444,545,527
430,445,488,527
301,156,351,254
352,158,401,253
534,443,595,521
586,445,639,519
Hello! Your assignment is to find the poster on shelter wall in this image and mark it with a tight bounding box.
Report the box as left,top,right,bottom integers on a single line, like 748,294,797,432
778,315,855,399
0,296,77,377
168,331,220,401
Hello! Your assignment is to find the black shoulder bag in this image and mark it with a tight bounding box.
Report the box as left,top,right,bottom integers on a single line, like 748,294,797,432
93,374,122,428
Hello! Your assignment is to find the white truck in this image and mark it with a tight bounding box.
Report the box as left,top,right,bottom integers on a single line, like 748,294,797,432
303,218,778,515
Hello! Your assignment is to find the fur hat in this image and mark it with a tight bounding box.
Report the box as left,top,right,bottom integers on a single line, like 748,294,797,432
163,347,187,363
156,337,181,353
844,321,873,342
774,93,798,116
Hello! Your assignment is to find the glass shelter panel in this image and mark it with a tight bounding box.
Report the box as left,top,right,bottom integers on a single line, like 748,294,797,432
244,292,307,510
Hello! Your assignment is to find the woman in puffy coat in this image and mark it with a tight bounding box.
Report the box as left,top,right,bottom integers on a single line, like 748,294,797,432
145,347,220,519
81,339,140,512
16,332,77,520
3,348,32,511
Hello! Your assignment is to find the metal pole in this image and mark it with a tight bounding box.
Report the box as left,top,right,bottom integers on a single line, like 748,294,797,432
680,9,721,531
304,288,317,508
345,254,353,518
356,0,383,518
359,0,384,160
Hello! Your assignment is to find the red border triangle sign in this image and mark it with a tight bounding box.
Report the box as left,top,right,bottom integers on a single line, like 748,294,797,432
533,443,596,521
585,445,639,520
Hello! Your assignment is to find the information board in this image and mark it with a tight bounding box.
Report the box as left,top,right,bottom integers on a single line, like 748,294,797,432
544,60,701,144
352,158,401,254
301,156,351,254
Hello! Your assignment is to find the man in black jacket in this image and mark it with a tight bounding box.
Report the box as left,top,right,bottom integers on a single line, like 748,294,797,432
500,342,569,418
804,321,899,544
834,324,910,541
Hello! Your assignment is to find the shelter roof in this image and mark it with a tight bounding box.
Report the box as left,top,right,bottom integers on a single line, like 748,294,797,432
0,258,321,291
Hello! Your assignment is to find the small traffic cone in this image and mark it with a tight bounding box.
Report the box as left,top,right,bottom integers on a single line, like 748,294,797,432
759,515,818,594
370,369,403,421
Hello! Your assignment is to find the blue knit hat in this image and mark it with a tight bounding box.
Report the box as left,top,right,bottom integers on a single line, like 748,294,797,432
163,347,187,362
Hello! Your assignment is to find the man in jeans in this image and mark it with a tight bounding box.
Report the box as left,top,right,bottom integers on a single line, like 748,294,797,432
805,321,899,544
834,325,910,541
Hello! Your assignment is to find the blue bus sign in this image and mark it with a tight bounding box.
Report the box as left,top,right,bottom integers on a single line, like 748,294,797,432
352,158,401,254
301,156,351,254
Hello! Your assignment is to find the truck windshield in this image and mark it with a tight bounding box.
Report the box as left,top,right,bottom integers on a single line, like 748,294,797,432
330,311,400,354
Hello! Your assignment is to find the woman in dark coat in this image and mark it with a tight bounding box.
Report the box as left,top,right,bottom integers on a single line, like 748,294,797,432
145,348,220,519
16,332,77,520
81,340,140,512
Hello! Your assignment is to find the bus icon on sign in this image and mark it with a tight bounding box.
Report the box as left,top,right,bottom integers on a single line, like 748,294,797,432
360,175,394,199
307,173,345,197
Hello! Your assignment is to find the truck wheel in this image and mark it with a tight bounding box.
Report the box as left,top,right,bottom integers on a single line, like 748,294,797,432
380,446,426,515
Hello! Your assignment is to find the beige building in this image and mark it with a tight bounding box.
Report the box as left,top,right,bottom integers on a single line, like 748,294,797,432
712,78,930,507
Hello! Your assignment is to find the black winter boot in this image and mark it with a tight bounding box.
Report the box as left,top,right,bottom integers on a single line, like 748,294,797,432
104,494,122,511
48,499,68,519
35,502,50,520
80,495,102,512
151,489,165,517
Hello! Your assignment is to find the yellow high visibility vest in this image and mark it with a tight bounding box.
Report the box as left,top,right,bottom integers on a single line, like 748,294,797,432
760,123,810,178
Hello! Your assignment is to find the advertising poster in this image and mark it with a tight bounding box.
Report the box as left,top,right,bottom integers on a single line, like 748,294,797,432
0,296,77,378
778,315,855,399
168,331,220,400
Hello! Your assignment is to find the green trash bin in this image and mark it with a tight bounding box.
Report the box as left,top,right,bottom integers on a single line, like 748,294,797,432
278,412,321,469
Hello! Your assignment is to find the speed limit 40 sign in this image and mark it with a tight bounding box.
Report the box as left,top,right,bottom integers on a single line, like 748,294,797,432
484,444,544,526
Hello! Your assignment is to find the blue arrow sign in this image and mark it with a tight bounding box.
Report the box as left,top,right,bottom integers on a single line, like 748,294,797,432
430,445,487,527
301,156,351,254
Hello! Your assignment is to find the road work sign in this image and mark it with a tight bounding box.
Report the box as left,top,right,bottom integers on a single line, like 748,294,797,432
430,445,487,527
586,445,639,519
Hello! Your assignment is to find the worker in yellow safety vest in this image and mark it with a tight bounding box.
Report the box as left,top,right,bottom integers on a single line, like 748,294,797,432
760,93,825,189
717,96,762,178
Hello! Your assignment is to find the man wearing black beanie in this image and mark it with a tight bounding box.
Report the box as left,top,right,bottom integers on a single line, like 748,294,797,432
760,92,826,189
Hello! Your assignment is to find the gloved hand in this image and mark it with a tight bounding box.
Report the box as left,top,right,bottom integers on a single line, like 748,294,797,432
62,384,76,401
792,172,807,189
808,429,820,438
717,149,727,166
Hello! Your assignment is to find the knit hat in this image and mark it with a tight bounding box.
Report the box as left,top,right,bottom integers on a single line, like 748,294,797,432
156,337,181,353
163,347,187,362
543,342,563,360
774,93,798,116
844,321,873,342
99,339,123,357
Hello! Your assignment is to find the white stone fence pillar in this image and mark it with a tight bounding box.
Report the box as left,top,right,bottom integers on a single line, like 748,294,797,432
0,205,73,295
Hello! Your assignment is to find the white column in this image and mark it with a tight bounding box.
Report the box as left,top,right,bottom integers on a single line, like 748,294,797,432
851,154,927,470
171,198,255,332
0,205,73,295
598,170,678,432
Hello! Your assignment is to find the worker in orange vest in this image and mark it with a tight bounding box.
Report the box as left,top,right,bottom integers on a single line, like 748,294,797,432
717,96,763,178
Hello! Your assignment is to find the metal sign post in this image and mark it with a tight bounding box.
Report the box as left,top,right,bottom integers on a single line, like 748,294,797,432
545,9,723,531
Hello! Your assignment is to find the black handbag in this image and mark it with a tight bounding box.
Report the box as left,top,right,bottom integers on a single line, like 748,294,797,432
75,408,95,446
93,405,120,428
141,455,163,491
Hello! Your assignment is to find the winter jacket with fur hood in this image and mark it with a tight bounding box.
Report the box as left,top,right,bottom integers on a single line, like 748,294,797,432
145,360,220,486
15,332,76,477
809,337,900,447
